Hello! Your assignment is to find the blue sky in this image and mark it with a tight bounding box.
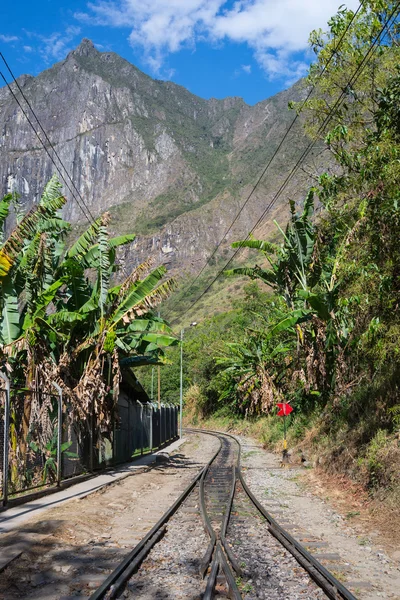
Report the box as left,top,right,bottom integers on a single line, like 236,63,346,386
1,0,359,106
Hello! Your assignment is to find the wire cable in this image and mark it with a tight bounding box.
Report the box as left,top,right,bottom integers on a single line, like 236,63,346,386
177,1,365,303
174,2,400,324
0,54,97,224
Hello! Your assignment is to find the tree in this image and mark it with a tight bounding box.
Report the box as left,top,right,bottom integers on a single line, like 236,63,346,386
0,176,177,480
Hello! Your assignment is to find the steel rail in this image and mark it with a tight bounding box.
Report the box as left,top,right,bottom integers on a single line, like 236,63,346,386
203,546,221,600
220,465,242,576
188,428,244,595
217,542,242,600
203,543,242,600
105,527,167,600
199,448,218,577
238,470,356,600
90,436,222,600
189,428,358,600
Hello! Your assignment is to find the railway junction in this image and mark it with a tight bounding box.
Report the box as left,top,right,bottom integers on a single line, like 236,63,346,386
0,431,399,599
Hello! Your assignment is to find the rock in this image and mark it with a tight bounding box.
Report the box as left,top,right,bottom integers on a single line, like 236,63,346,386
0,40,304,279
156,452,170,463
30,573,47,587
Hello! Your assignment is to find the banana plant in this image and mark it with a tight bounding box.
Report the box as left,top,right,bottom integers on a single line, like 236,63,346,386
225,190,317,309
0,176,177,478
224,189,348,403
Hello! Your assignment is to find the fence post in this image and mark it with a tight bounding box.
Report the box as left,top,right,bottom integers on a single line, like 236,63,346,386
90,400,94,472
163,404,167,445
112,408,116,465
52,382,63,487
160,404,163,447
137,401,144,455
0,371,10,507
149,404,153,452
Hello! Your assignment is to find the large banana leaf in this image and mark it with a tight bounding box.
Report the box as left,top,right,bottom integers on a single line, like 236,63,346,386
297,289,331,321
97,222,110,319
0,275,20,344
39,174,65,210
1,197,66,265
117,318,173,336
224,266,277,287
0,194,12,240
268,309,312,337
67,214,105,260
78,233,136,270
47,310,84,327
23,278,67,329
109,234,136,248
231,239,279,254
111,266,169,325
119,355,160,366
138,333,178,346
61,258,91,309
108,260,154,305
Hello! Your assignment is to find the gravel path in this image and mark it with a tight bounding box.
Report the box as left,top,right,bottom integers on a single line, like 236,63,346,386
0,433,219,599
124,485,208,599
228,483,326,600
237,435,400,600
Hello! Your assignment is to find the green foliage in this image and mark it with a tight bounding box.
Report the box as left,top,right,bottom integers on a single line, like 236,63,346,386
0,176,177,439
29,428,78,484
172,1,400,503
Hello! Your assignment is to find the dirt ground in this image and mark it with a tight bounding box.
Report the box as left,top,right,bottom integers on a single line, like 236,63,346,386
301,466,400,561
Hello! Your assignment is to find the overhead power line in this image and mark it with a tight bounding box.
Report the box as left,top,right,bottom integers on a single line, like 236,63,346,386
175,1,400,324
176,1,365,305
0,53,96,224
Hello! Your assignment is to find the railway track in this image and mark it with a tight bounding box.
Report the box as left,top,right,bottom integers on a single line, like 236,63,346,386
90,429,358,600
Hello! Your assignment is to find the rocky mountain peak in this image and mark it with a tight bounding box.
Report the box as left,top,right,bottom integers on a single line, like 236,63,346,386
71,38,98,58
0,43,307,277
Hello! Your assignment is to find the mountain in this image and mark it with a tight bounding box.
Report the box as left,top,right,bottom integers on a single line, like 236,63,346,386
0,39,312,279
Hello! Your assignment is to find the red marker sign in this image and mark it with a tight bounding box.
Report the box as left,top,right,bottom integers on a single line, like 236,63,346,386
277,403,293,416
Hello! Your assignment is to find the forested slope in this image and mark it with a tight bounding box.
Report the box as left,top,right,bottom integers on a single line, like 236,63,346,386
143,1,400,507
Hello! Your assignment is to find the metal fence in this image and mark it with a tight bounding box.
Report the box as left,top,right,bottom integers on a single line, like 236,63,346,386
0,374,178,507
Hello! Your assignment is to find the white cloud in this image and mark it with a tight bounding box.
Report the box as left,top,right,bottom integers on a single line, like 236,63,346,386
233,63,252,77
0,34,18,43
76,0,359,80
23,45,34,53
36,25,81,62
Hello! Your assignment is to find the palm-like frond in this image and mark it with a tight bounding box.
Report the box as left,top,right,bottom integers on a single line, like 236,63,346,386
231,239,279,254
111,268,175,326
97,220,110,319
0,275,20,344
67,212,111,260
0,196,66,267
0,194,12,242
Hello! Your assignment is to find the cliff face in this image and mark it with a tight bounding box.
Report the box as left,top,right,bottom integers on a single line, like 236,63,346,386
0,39,308,274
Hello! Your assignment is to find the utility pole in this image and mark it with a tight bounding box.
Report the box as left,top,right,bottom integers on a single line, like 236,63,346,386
157,311,161,409
179,328,184,439
151,367,154,401
158,364,161,409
